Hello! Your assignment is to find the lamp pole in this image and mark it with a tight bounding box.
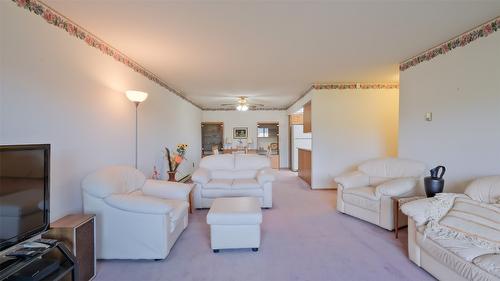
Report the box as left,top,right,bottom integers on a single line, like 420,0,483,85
134,101,139,169
125,90,148,169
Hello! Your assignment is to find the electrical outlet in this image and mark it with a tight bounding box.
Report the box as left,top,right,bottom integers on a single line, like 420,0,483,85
425,112,432,121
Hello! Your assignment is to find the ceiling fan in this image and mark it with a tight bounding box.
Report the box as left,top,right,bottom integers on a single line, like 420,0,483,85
219,97,264,111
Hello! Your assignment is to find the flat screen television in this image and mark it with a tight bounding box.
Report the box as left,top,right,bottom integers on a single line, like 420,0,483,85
0,144,50,252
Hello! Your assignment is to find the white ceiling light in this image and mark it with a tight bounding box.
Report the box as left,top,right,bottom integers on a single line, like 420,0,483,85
236,97,249,111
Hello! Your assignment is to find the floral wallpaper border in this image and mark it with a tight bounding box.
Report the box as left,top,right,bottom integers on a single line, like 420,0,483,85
286,83,399,109
12,0,202,109
400,17,500,71
203,107,287,111
312,83,399,90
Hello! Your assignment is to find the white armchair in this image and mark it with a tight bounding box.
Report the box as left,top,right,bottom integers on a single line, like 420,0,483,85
192,154,275,208
81,165,192,260
334,158,426,230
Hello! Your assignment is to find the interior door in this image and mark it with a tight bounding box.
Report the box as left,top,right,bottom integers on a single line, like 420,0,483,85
201,122,223,157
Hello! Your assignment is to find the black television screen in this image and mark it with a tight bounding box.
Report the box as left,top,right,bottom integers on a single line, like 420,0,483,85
0,144,50,252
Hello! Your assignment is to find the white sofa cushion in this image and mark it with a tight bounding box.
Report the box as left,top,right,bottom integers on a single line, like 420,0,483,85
417,230,499,280
211,170,257,179
465,176,500,204
376,177,418,197
199,154,234,170
205,179,233,189
234,154,270,170
232,179,260,189
359,157,426,178
207,197,262,225
369,176,391,186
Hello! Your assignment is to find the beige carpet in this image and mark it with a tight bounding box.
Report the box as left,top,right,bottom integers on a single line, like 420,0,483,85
94,170,435,281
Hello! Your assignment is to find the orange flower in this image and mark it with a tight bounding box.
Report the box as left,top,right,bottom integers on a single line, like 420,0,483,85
174,155,182,164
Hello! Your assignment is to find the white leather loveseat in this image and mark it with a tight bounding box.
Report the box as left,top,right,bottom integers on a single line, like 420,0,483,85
334,158,426,230
402,176,500,281
191,154,275,208
82,166,192,260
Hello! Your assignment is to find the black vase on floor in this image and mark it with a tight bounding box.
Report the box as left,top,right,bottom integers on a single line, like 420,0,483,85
424,166,446,197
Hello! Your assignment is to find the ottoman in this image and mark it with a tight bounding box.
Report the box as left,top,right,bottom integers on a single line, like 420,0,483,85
207,197,262,252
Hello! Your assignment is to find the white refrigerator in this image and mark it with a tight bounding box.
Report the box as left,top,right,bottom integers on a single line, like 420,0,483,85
291,125,312,171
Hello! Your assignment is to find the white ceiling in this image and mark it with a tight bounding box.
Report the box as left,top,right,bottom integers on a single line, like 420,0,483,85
45,0,500,110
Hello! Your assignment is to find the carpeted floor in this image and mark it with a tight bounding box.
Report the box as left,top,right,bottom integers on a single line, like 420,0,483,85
95,170,435,281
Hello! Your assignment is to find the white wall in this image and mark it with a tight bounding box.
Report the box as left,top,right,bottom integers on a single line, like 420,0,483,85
399,31,500,193
0,2,201,221
202,110,289,168
311,89,399,188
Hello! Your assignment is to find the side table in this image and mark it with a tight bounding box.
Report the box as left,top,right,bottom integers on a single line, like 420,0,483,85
42,214,96,281
392,195,425,239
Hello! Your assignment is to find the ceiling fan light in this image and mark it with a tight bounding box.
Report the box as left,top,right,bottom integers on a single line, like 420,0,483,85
241,104,249,111
236,105,242,111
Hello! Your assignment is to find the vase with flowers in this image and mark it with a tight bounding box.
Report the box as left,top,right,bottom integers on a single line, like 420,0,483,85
165,144,188,181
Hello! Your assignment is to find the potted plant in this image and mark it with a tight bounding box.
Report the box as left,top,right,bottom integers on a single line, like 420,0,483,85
165,144,188,181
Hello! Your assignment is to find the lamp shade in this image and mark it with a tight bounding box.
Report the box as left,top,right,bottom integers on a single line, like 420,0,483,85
126,90,148,103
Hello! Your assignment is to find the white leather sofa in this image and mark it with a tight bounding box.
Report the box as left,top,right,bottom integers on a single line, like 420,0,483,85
81,165,192,260
334,158,426,230
402,176,500,281
191,154,275,208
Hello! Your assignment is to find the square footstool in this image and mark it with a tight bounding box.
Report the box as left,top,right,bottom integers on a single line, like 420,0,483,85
207,197,262,253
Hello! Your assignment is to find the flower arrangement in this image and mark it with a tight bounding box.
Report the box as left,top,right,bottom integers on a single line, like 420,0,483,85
165,144,188,173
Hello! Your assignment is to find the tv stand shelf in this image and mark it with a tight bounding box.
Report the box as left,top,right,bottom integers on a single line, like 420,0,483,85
0,242,77,281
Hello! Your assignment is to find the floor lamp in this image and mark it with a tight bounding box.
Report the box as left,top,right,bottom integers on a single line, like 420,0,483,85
126,90,148,168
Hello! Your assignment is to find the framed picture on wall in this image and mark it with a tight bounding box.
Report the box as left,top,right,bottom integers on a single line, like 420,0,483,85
233,127,248,139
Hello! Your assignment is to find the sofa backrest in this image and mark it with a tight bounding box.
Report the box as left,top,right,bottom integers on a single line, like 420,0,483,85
235,154,270,170
465,176,500,204
359,158,426,185
198,154,270,179
438,197,499,246
82,165,146,198
199,154,235,170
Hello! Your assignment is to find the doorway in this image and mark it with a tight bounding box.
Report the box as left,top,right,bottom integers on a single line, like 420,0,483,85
256,122,280,169
201,122,223,157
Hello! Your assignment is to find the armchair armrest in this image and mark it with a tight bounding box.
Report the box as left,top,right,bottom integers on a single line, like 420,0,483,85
375,177,417,197
142,180,193,201
401,193,470,226
104,194,173,215
191,168,210,185
257,168,275,185
400,198,434,226
334,171,369,189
